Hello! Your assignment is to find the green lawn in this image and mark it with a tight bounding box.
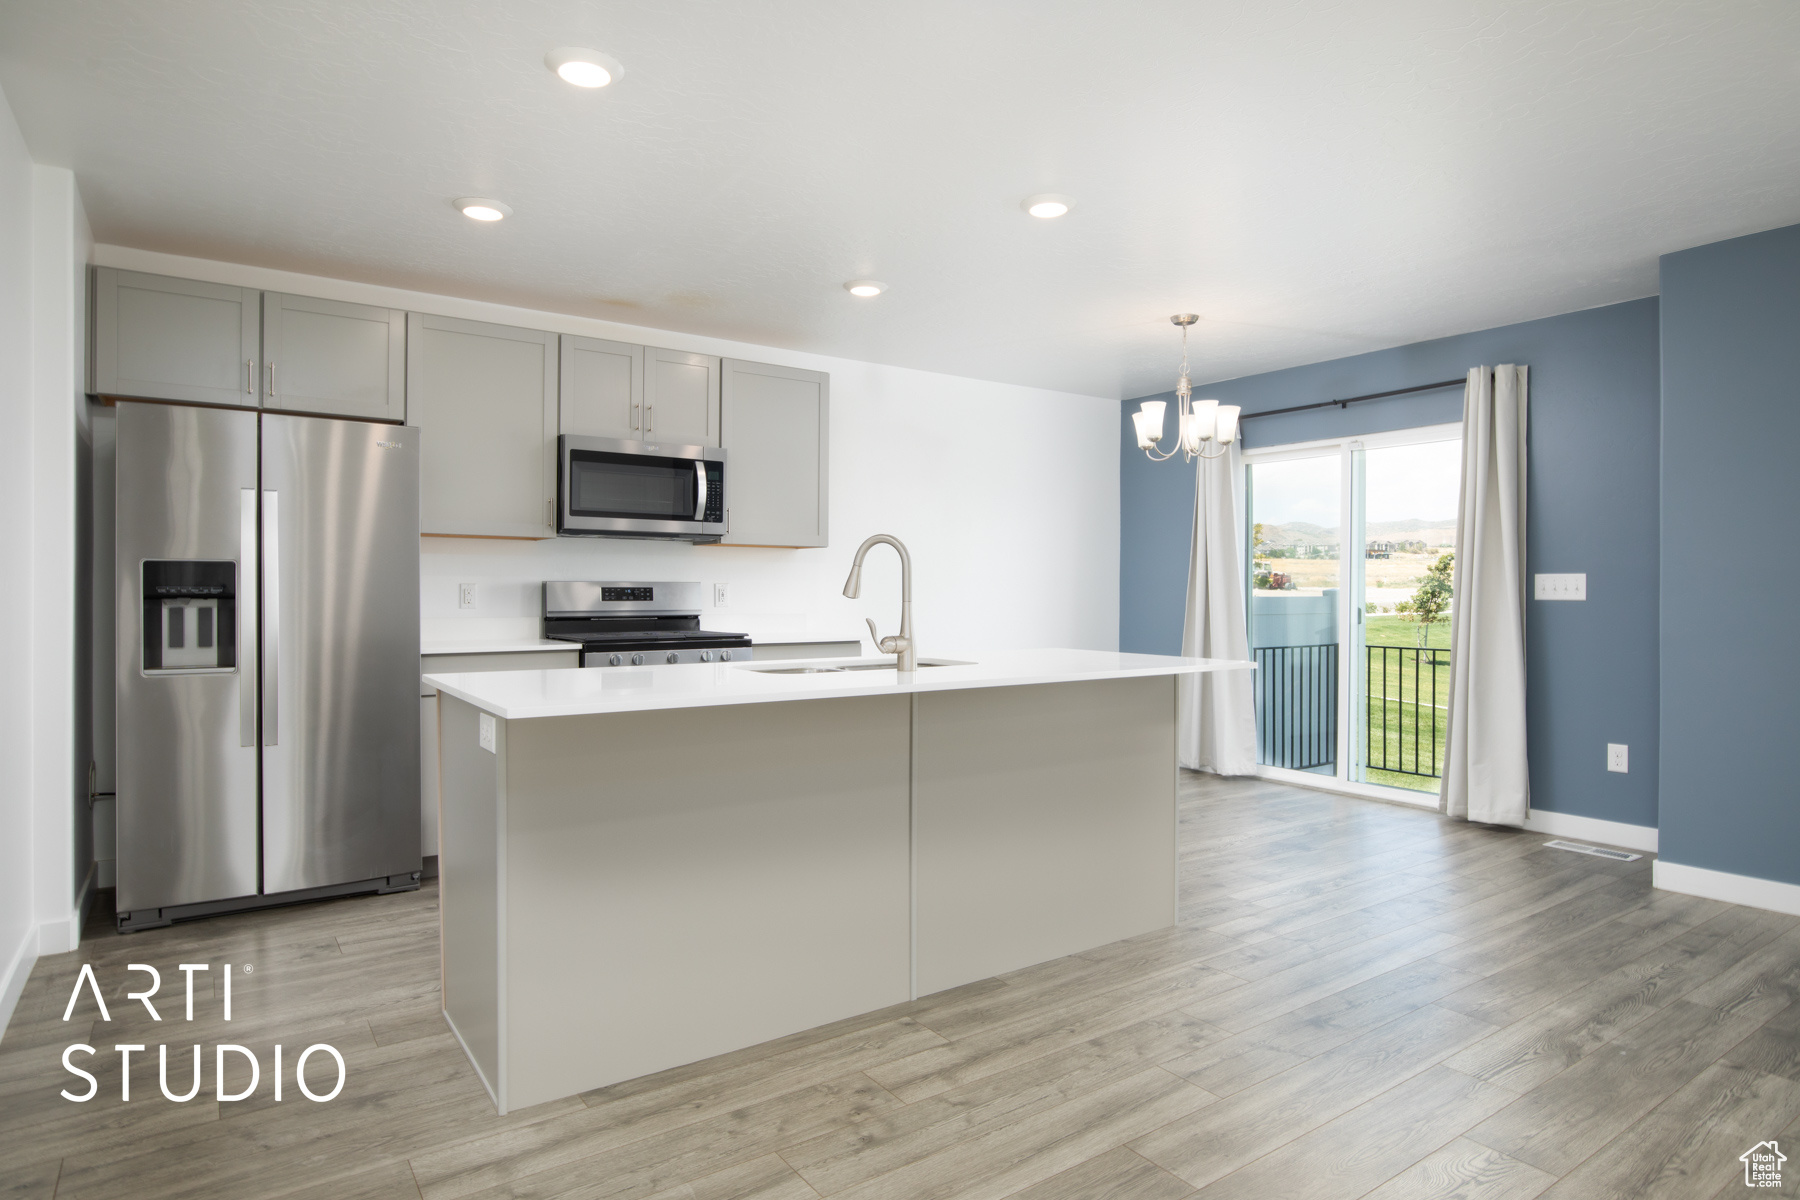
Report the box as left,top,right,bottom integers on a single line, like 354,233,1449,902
1363,695,1447,790
1364,614,1451,650
1362,641,1449,792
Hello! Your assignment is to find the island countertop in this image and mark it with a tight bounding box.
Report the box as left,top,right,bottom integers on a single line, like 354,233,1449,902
423,647,1254,720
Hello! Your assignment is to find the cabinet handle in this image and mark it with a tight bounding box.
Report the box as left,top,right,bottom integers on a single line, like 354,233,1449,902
267,361,275,398
631,402,640,431
646,405,653,435
247,359,255,395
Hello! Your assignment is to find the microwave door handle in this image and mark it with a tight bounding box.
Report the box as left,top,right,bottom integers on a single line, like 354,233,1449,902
694,461,707,521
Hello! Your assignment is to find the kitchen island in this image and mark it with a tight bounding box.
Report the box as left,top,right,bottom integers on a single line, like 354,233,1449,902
426,649,1252,1112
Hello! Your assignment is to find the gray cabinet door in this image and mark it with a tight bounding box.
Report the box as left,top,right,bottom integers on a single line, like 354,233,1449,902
644,348,720,446
558,335,644,439
91,267,260,406
720,360,829,547
263,293,405,421
406,313,558,538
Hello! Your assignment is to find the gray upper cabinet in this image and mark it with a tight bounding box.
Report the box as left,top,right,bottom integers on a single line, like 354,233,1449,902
407,313,558,539
644,348,721,446
91,267,259,407
558,335,645,439
262,293,405,422
720,360,829,548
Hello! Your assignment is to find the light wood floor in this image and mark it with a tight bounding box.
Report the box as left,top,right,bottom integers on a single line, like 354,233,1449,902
8,772,1800,1200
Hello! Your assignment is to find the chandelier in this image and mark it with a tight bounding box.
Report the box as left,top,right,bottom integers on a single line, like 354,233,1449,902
1132,314,1241,462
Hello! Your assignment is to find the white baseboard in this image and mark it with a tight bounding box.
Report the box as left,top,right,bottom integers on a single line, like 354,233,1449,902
1523,808,1658,854
0,929,36,1046
1653,860,1800,918
35,861,98,957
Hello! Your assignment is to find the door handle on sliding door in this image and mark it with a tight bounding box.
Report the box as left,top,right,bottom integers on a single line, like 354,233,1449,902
262,490,279,747
240,489,258,747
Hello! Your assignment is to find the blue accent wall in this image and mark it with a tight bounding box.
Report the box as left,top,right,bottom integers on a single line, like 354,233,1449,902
1659,225,1800,882
1121,299,1662,829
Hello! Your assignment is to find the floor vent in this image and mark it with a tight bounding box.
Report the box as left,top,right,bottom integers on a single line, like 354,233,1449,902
1543,839,1641,862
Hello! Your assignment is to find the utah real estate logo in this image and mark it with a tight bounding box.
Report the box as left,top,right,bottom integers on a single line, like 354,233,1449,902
1741,1140,1785,1188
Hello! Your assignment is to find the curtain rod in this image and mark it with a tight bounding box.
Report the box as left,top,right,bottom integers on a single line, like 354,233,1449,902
1236,377,1465,421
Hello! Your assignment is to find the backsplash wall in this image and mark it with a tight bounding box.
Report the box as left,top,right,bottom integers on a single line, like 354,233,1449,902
418,350,1121,656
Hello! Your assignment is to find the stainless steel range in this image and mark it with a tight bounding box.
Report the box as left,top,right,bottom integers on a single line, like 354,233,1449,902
544,581,752,667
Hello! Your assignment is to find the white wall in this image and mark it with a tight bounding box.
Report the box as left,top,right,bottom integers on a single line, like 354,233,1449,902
91,245,1122,660
0,82,38,1040
0,86,91,1041
32,164,93,957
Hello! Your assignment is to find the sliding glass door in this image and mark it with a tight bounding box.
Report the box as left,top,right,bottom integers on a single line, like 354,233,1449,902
1245,452,1342,776
1245,425,1461,802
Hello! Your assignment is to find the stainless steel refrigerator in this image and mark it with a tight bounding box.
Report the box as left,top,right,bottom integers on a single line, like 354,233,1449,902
115,400,421,931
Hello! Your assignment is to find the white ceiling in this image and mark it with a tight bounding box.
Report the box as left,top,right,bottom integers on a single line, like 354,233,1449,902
4,1,1799,399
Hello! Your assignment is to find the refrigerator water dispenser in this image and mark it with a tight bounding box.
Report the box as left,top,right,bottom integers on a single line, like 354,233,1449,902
142,560,237,673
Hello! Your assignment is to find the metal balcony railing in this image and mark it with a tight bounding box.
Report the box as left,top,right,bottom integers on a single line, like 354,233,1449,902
1254,643,1337,770
1253,642,1452,782
1365,645,1450,779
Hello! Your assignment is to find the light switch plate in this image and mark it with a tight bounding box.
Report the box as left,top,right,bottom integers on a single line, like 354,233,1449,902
478,712,496,754
714,583,728,607
458,583,477,610
1607,743,1628,773
1534,573,1587,600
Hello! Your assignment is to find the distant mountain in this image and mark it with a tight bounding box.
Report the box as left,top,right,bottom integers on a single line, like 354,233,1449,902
1256,518,1456,550
1256,521,1337,547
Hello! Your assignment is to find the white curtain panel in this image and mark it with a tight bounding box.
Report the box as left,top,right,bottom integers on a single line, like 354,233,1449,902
1441,364,1530,825
1179,442,1258,774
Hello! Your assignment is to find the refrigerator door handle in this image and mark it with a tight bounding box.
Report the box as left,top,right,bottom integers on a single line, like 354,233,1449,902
239,489,258,747
262,490,279,748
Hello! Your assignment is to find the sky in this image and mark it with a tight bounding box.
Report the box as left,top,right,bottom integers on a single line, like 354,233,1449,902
1249,438,1461,530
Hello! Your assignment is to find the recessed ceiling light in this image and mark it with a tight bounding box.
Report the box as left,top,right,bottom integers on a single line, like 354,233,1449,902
844,280,886,297
546,47,624,88
1021,194,1074,219
454,198,512,222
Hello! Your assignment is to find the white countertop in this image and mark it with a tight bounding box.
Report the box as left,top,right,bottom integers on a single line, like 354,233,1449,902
424,648,1255,720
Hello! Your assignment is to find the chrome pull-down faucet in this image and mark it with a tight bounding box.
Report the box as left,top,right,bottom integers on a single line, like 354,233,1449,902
842,534,916,673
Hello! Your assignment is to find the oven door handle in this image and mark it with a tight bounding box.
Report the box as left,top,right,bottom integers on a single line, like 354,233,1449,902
694,461,707,522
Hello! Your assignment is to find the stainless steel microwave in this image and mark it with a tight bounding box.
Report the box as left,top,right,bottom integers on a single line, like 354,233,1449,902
557,435,727,541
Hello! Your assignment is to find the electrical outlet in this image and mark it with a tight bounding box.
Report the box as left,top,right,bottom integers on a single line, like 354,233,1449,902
1607,743,1628,773
458,583,477,610
714,583,728,607
479,713,496,754
1534,573,1587,601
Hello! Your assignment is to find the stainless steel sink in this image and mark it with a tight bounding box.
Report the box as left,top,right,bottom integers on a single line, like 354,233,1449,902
741,658,974,675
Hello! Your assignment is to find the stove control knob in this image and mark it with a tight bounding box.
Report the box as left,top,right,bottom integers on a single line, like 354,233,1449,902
630,653,644,666
700,650,712,662
607,653,622,667
720,650,732,662
666,652,681,664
